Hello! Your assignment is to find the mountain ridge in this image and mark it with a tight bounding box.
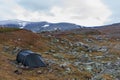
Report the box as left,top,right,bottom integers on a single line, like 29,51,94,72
0,20,82,32
0,20,120,33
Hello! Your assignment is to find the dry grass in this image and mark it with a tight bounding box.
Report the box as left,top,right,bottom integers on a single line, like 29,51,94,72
0,27,120,80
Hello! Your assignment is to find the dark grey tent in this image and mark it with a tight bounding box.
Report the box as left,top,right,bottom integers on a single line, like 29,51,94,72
16,50,46,68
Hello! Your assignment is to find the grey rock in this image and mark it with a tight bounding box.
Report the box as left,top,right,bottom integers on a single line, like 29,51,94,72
36,70,42,74
59,62,69,68
88,45,100,52
95,36,103,41
49,49,56,53
74,62,82,66
84,65,93,72
57,46,65,51
44,52,50,54
114,44,120,50
88,45,108,52
116,75,120,80
52,38,59,43
12,47,21,54
45,59,56,66
48,69,53,73
77,54,92,63
68,42,73,47
68,51,78,55
74,42,89,48
53,53,64,59
65,67,71,72
3,46,10,52
14,70,22,75
97,46,108,52
85,38,94,43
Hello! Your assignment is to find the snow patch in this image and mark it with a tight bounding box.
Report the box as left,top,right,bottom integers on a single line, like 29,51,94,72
22,22,27,27
20,26,24,29
42,24,49,28
54,27,61,30
18,22,27,27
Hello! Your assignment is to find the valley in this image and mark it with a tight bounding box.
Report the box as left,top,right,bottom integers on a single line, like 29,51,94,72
0,23,120,80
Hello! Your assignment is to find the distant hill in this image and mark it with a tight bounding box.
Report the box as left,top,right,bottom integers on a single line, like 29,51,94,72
95,23,120,35
0,20,120,36
0,20,82,33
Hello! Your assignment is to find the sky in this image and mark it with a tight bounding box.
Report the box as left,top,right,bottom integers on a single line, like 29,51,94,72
0,0,119,26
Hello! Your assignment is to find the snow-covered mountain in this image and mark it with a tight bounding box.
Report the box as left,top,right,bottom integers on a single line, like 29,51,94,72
0,20,82,33
0,19,29,29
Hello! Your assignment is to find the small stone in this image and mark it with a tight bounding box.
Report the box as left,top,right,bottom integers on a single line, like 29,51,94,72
44,52,49,54
12,47,21,54
53,54,64,59
49,49,56,53
37,70,42,74
66,67,71,72
18,38,21,41
3,46,10,52
85,38,94,43
14,70,22,75
97,46,108,52
48,69,53,73
85,65,93,72
60,62,69,68
116,75,120,80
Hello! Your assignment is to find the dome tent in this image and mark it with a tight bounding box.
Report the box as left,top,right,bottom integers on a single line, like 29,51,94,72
16,50,46,68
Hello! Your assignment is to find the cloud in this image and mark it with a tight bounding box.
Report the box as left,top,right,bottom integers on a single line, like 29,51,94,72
16,0,61,11
0,0,112,26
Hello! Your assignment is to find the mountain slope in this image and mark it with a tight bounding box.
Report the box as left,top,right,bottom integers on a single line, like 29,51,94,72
0,20,82,32
96,23,120,34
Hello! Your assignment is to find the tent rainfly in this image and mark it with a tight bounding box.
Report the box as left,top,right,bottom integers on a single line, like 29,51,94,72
16,50,46,68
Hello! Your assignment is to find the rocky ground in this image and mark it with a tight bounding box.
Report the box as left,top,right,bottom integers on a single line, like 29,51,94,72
0,27,120,80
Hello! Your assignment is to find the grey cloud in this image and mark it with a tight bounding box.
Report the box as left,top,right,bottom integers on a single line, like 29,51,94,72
16,0,61,11
0,0,112,26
